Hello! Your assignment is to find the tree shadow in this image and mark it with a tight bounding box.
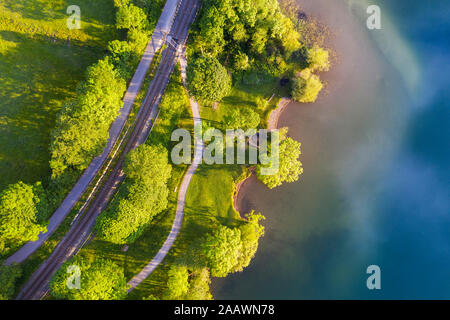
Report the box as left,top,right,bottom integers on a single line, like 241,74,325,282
0,29,105,190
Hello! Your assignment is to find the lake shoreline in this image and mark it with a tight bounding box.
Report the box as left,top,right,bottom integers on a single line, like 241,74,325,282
213,0,387,298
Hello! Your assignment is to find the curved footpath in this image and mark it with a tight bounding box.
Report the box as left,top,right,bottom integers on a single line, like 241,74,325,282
128,53,203,290
4,3,181,266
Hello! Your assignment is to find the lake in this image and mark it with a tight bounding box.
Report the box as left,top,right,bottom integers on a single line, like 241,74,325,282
214,0,450,299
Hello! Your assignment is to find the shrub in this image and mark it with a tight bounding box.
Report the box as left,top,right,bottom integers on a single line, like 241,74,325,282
307,45,330,72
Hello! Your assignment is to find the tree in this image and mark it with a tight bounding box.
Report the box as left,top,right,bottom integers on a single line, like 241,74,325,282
108,40,139,78
50,58,126,176
116,3,148,30
233,211,265,272
123,144,172,186
257,137,303,189
185,268,213,300
50,257,128,300
163,266,190,299
307,46,330,72
189,0,303,76
159,68,190,118
0,264,22,300
233,51,250,71
279,16,301,55
114,0,130,7
232,23,248,42
0,182,47,254
225,107,260,130
96,144,172,244
128,28,150,55
292,70,324,103
187,56,231,102
201,226,242,277
251,27,268,54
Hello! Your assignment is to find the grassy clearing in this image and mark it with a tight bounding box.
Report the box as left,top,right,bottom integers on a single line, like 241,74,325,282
0,0,117,191
200,72,286,129
127,164,244,300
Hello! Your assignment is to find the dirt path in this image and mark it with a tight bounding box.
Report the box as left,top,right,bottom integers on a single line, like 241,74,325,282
127,49,203,290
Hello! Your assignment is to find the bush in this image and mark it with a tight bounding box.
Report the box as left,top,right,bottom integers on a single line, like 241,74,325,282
224,107,260,130
307,45,330,72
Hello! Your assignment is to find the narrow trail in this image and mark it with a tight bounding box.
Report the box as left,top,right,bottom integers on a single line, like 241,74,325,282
128,53,203,291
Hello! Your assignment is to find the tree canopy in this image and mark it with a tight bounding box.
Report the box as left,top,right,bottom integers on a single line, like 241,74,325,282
50,58,126,176
191,0,300,67
163,265,190,300
116,3,149,30
307,45,330,72
50,257,128,300
225,106,260,130
257,136,303,189
201,226,242,277
0,264,22,300
184,268,213,300
233,211,265,272
292,70,324,103
0,182,48,254
96,144,172,244
187,56,231,102
200,213,265,278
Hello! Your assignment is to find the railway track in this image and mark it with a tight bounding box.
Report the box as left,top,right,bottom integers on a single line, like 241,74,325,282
17,0,199,300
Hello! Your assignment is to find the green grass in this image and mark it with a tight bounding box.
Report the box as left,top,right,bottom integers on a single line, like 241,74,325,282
78,163,187,294
126,164,244,300
61,66,192,300
200,72,284,129
0,0,117,190
68,65,248,299
14,46,166,295
105,70,283,300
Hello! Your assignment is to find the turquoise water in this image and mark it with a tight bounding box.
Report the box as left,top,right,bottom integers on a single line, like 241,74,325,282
214,0,450,299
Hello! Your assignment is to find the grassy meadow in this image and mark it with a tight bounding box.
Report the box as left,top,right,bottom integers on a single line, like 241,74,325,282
0,0,117,190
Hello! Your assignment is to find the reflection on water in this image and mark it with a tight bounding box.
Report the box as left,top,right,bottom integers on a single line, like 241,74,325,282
214,0,450,299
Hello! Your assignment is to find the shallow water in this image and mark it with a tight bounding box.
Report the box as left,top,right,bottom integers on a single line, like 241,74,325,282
214,0,450,299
